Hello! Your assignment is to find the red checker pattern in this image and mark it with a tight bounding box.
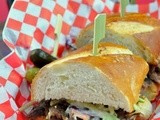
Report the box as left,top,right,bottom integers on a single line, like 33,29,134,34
15,91,29,108
41,46,52,54
158,0,160,6
136,0,154,4
150,11,159,19
153,118,160,120
16,33,33,48
34,28,44,44
0,77,6,86
41,44,65,58
138,4,149,13
13,1,28,12
40,8,52,21
68,1,80,14
61,22,71,35
88,9,98,21
30,0,43,6
0,100,15,119
73,16,87,28
57,44,65,58
8,70,23,87
46,25,55,39
82,0,94,6
24,14,38,26
4,39,15,49
7,18,22,31
5,52,22,68
112,3,120,13
102,6,111,13
53,4,66,15
17,111,26,120
26,55,34,67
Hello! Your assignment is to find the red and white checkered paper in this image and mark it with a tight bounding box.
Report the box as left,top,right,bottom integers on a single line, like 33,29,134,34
1,0,160,119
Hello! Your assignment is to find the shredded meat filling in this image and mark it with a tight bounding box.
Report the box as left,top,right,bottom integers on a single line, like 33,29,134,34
148,65,160,84
27,100,50,120
27,99,147,120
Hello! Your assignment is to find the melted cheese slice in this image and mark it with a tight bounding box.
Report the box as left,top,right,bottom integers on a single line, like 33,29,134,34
107,21,154,35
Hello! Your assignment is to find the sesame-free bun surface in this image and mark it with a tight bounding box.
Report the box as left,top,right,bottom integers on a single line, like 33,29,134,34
76,13,160,65
31,43,148,112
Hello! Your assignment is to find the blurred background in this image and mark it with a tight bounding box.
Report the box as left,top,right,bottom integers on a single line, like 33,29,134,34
0,0,155,23
0,0,157,40
0,0,14,23
0,0,13,58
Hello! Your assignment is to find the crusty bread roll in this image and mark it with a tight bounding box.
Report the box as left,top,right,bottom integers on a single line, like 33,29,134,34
42,42,133,68
76,13,160,65
31,43,149,113
67,42,133,56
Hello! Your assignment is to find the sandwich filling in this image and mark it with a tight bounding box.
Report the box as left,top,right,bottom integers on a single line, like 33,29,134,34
27,97,152,120
148,65,160,84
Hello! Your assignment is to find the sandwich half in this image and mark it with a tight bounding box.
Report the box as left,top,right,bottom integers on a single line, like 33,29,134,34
28,43,149,120
74,13,160,115
76,13,160,65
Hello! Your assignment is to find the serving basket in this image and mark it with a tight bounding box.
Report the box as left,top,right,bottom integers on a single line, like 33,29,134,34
0,0,160,119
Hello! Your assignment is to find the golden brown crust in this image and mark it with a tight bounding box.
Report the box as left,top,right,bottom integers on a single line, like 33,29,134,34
134,28,160,64
31,42,132,99
32,54,149,112
31,42,148,112
78,13,160,36
76,13,160,64
106,13,160,26
67,54,149,111
84,13,160,30
67,42,130,56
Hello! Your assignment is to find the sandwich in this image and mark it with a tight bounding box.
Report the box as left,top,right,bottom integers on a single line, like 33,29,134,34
27,43,151,120
76,13,160,65
76,13,160,100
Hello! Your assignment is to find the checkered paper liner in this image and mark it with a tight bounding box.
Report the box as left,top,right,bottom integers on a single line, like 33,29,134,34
1,0,160,119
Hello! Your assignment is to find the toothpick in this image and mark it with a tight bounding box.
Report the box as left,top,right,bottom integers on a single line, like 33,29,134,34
92,14,106,56
120,0,129,17
52,14,63,57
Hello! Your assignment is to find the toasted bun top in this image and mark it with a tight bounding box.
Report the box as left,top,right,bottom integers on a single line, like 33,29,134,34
31,43,148,112
68,54,149,103
76,13,160,64
31,54,148,112
106,13,160,26
68,42,133,56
